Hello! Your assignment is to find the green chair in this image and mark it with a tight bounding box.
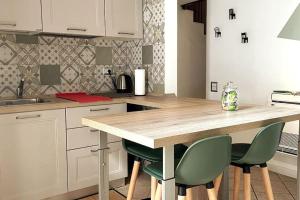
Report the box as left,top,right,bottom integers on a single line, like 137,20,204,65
231,122,285,200
122,139,187,200
142,135,232,200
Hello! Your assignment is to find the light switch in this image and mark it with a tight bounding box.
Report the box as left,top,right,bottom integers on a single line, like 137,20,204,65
211,82,218,92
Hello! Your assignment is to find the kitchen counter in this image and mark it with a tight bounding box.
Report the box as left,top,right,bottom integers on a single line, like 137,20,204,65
0,95,219,115
80,96,300,200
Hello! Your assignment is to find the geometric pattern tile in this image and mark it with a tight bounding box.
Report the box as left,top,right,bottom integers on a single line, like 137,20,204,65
61,64,80,85
77,46,96,66
59,45,79,65
17,44,39,65
152,1,165,26
18,65,40,85
39,85,61,95
143,4,153,26
151,64,164,85
0,65,20,97
39,45,59,65
0,0,165,97
38,35,59,45
78,65,98,93
0,42,18,65
153,43,164,65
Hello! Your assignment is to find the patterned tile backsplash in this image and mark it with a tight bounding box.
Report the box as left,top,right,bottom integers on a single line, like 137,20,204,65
0,0,165,98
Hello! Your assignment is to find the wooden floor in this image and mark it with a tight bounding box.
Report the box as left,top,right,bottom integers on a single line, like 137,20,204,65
81,167,297,200
80,190,125,200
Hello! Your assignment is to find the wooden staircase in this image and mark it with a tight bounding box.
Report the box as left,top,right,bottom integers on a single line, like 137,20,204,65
181,0,207,34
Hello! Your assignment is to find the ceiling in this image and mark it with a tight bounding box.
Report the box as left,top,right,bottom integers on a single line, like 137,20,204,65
178,0,199,5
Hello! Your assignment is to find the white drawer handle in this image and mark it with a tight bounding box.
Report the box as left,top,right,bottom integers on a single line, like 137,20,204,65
0,21,16,26
16,114,41,120
90,108,110,112
118,32,135,35
91,149,100,153
90,129,99,133
67,27,87,32
91,147,109,153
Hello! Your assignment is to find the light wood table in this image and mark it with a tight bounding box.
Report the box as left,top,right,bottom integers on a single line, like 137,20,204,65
82,97,300,200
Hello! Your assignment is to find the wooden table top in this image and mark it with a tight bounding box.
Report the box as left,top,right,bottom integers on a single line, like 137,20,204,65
82,96,300,148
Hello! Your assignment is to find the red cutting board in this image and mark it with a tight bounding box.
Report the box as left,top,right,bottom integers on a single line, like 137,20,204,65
56,92,112,103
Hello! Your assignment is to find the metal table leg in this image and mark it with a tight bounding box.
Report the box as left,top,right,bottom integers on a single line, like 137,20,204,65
99,132,109,200
297,120,300,200
162,145,175,200
219,167,229,200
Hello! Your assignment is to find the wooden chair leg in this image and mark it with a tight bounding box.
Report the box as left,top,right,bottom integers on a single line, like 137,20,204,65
243,167,251,200
155,183,162,200
151,176,157,200
127,160,141,200
233,167,241,200
186,188,193,200
206,182,217,200
214,173,223,196
261,164,274,200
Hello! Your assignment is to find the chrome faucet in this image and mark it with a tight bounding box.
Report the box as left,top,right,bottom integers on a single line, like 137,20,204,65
16,79,25,98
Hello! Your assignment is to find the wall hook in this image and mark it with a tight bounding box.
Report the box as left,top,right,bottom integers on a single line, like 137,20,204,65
229,9,236,20
241,32,248,43
214,27,221,38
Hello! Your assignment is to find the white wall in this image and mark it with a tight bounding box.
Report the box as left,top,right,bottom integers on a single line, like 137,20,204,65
207,0,300,105
178,9,206,98
207,0,300,177
165,0,178,95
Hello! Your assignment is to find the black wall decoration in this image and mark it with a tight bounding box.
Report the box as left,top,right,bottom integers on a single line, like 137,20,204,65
241,32,249,43
229,9,236,20
214,27,222,38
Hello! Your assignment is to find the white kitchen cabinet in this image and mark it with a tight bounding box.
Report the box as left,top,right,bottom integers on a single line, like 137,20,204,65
105,0,143,38
0,0,42,32
67,142,127,191
0,110,67,200
67,127,121,150
41,0,105,36
66,103,127,192
66,103,127,129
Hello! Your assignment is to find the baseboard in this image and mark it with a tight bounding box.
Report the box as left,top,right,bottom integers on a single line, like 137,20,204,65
268,152,297,178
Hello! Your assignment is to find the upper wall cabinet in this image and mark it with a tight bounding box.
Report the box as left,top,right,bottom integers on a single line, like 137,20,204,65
105,0,143,39
0,0,42,33
41,0,105,36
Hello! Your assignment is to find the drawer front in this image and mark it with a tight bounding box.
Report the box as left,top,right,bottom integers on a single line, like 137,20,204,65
67,127,121,150
66,103,127,129
67,142,127,191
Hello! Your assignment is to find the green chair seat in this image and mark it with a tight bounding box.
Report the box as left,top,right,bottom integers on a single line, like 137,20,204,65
143,160,181,181
231,122,285,166
143,135,232,186
231,143,251,161
123,140,188,162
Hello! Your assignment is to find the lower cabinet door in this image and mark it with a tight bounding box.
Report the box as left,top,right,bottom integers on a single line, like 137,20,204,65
67,142,127,191
0,110,67,200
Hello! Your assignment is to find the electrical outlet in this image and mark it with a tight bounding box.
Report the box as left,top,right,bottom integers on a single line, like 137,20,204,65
211,82,218,92
103,67,112,75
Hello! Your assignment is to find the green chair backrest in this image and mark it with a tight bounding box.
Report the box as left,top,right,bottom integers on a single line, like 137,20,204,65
175,135,232,186
238,122,285,165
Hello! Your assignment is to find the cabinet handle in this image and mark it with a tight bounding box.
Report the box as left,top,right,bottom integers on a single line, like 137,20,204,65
91,147,109,153
67,27,87,32
90,108,110,112
91,149,100,153
0,21,16,26
90,129,99,133
16,114,41,120
118,32,135,35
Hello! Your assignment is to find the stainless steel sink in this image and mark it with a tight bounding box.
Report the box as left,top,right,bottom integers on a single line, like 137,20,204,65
0,98,49,106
